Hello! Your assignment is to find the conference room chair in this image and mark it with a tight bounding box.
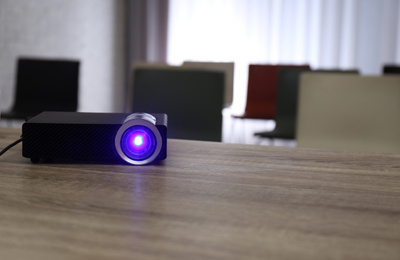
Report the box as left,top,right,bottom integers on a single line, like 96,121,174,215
230,64,309,143
1,57,80,121
125,62,181,112
254,69,358,143
296,73,400,154
383,64,400,74
181,61,234,108
129,66,225,142
253,67,311,142
232,64,310,120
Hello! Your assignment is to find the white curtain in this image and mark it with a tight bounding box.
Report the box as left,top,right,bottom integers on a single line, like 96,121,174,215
167,0,400,113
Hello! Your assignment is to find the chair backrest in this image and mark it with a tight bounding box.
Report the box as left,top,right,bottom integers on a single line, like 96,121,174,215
243,64,309,119
6,57,79,119
273,67,311,136
131,68,225,141
182,61,234,108
383,64,400,74
126,62,181,113
297,73,400,154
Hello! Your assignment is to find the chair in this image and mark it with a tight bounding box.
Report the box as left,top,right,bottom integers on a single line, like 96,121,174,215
296,73,400,154
130,67,225,141
383,64,400,74
1,57,80,120
254,67,311,140
254,69,358,141
232,64,309,120
181,61,234,108
125,62,181,113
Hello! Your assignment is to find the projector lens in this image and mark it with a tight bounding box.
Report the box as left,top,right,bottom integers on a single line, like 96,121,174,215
120,125,156,161
115,113,162,165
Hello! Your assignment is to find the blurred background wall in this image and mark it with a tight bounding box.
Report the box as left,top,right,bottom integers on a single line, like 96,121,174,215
0,0,127,113
1,0,399,117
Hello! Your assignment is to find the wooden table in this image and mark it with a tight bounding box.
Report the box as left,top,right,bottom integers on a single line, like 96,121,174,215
0,127,399,259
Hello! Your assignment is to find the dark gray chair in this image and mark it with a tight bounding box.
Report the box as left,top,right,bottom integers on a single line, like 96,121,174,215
131,68,225,141
383,64,400,74
1,57,80,120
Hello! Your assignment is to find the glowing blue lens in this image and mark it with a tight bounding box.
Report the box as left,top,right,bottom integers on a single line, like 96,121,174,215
120,126,157,161
134,135,144,146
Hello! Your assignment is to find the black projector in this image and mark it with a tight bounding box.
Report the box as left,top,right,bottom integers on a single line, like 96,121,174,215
22,112,167,165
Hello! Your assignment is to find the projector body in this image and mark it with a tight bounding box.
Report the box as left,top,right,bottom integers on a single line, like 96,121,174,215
22,112,167,165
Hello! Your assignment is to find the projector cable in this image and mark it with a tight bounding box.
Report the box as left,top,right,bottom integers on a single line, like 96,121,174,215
0,136,23,157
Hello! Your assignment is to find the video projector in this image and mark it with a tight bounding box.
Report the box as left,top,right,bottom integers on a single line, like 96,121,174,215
22,112,167,165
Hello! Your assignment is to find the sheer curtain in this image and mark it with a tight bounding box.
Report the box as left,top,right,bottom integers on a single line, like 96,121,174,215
167,0,400,113
126,0,169,111
127,0,169,63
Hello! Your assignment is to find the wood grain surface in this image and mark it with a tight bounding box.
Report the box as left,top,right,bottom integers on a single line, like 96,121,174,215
0,127,399,260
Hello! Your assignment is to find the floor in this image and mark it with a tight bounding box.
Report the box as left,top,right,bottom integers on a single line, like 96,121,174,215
222,108,296,147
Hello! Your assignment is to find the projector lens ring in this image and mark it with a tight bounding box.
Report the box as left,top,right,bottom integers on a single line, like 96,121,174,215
115,113,162,165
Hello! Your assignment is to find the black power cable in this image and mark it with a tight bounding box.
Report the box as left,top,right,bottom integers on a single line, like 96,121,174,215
0,136,23,156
